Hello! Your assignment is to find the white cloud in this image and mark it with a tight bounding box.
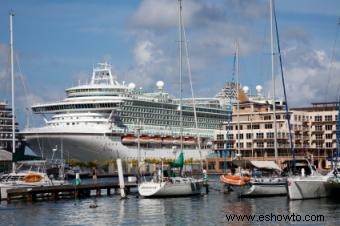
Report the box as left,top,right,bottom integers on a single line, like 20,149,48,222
134,40,163,66
131,0,201,29
263,49,340,107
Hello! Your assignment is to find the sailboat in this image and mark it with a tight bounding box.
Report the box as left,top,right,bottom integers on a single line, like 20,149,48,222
138,0,203,198
138,153,203,197
239,0,289,197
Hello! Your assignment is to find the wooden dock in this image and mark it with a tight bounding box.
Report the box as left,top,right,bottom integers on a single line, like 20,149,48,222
5,182,138,202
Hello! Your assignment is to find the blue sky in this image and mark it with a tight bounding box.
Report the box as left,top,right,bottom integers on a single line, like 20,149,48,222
0,0,339,129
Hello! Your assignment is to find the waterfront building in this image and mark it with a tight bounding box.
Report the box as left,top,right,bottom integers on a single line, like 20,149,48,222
206,87,339,173
290,102,339,169
0,101,25,172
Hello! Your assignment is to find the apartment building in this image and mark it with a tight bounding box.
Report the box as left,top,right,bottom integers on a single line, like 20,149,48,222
206,101,339,173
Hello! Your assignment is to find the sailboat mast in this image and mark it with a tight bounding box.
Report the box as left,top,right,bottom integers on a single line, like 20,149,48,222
270,0,278,160
181,13,202,168
10,11,16,173
178,0,184,153
235,41,240,156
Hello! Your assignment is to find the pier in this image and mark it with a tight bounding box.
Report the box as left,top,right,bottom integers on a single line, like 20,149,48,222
5,182,138,202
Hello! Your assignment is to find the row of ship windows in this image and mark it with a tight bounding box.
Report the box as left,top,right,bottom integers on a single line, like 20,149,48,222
119,112,222,124
34,103,119,112
50,122,102,126
124,101,227,115
122,117,218,129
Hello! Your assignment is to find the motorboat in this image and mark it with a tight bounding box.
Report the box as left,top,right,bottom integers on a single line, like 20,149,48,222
287,160,331,200
229,160,287,197
0,161,66,200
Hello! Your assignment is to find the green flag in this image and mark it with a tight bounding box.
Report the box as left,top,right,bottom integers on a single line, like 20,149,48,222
169,152,184,168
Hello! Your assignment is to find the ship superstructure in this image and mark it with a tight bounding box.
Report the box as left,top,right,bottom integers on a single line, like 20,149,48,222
22,63,232,161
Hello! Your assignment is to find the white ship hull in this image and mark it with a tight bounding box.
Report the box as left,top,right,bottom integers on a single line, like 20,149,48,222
138,178,203,197
287,176,329,200
23,129,211,161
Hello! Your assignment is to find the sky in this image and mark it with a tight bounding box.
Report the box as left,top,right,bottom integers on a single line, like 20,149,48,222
0,0,339,129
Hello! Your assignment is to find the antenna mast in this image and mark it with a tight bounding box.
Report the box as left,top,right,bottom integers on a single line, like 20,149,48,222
270,0,278,160
10,11,16,173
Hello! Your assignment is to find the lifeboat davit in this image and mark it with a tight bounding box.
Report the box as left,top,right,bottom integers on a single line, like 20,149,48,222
220,174,251,186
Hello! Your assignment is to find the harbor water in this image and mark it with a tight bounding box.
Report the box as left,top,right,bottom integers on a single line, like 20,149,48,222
0,176,339,226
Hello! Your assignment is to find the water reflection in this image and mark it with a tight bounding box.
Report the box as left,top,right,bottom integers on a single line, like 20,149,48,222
0,187,339,225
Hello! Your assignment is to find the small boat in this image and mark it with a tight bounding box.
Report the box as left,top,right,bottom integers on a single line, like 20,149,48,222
0,161,66,200
287,160,331,200
220,175,251,186
234,160,287,197
240,177,287,197
138,152,203,197
121,135,137,144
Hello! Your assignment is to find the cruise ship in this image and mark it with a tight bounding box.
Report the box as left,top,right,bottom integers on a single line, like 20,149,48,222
21,63,232,161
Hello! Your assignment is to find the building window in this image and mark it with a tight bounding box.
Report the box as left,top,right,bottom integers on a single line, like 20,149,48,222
316,134,323,140
246,133,252,139
236,134,244,140
325,125,333,130
217,134,224,140
315,116,322,122
325,134,333,139
256,142,264,148
267,132,274,139
265,123,272,129
325,142,333,148
246,142,252,148
267,141,274,148
315,125,322,131
264,115,271,120
252,124,260,130
325,115,332,121
316,141,323,149
256,133,264,139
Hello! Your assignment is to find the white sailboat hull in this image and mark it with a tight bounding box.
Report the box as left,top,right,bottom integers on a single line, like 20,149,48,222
287,176,329,200
138,178,203,197
241,182,287,197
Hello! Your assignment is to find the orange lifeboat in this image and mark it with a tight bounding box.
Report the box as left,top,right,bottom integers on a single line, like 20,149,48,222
139,135,150,143
122,135,137,144
184,137,196,145
220,174,251,186
149,136,162,143
173,137,182,144
162,136,174,144
24,174,43,183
